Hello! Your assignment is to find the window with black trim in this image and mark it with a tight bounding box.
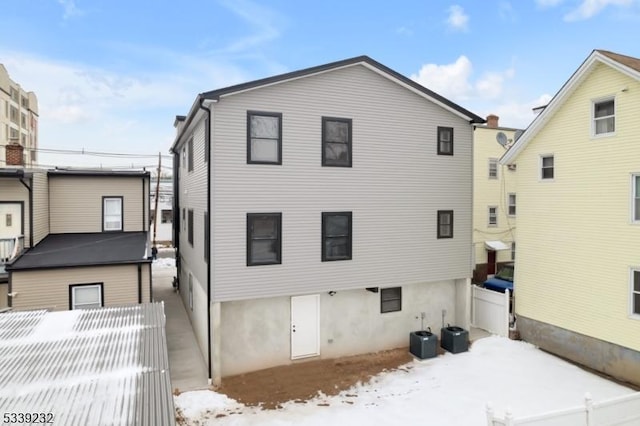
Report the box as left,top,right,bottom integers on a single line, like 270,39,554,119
204,211,209,263
437,126,454,155
103,196,123,232
188,137,194,172
188,273,193,311
437,210,453,239
247,213,282,265
322,212,352,261
247,111,282,164
69,283,103,310
381,287,402,313
322,117,352,167
188,209,194,246
204,117,210,163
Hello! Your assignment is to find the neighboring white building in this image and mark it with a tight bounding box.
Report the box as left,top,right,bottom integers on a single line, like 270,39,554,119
150,177,173,244
172,56,484,384
0,64,38,168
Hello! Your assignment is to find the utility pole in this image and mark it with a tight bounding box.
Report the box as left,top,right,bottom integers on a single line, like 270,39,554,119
152,152,161,258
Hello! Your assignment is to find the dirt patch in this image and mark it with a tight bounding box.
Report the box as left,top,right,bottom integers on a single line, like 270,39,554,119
216,347,420,409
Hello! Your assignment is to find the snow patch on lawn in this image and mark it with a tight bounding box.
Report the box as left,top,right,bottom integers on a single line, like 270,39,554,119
174,336,635,425
152,257,175,269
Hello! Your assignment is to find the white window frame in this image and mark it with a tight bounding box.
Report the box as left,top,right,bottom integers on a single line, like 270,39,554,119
632,174,640,223
592,97,615,137
630,268,640,318
71,284,103,310
508,193,516,216
540,154,555,181
103,197,123,231
488,158,498,179
488,206,498,227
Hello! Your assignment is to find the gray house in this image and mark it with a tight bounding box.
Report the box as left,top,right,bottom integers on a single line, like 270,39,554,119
171,56,484,384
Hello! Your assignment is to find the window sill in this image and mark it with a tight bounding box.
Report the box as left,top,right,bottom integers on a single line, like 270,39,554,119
539,178,555,183
591,132,616,139
628,314,640,321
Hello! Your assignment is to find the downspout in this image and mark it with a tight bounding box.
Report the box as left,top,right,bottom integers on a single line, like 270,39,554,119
198,97,213,384
18,178,33,248
137,263,142,304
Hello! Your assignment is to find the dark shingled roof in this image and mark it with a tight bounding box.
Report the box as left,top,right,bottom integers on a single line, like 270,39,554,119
7,232,150,271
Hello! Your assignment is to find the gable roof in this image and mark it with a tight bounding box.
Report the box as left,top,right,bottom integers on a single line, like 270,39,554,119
501,49,640,164
171,56,484,151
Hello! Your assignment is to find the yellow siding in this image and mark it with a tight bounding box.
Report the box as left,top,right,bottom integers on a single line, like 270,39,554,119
11,264,146,311
515,62,640,351
49,176,145,233
473,126,517,267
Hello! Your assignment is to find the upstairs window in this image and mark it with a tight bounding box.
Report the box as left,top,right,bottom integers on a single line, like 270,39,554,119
488,206,498,226
188,209,194,246
322,212,352,261
489,158,498,179
322,117,352,167
508,193,516,216
188,137,194,172
247,111,282,164
632,269,640,316
247,213,282,266
541,155,554,180
634,175,640,222
437,210,453,239
593,98,615,136
437,126,454,155
103,196,123,231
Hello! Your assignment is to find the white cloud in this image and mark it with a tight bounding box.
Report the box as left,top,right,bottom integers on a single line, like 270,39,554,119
564,0,634,21
57,0,83,20
536,0,565,7
217,0,283,53
446,5,470,32
396,26,414,36
485,94,553,129
411,56,515,102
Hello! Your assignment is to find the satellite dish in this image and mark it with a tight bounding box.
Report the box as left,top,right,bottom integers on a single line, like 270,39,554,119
514,130,524,141
496,132,508,147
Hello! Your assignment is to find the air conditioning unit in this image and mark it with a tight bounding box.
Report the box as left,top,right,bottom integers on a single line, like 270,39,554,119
507,164,517,171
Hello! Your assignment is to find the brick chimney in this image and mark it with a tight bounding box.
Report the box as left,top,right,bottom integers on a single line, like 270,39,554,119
5,143,24,166
486,114,499,128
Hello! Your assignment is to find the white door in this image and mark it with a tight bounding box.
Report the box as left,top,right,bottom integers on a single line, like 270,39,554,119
291,294,320,360
0,203,22,239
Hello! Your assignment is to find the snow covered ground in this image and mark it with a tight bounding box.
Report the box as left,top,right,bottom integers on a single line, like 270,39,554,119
174,336,635,425
152,257,175,269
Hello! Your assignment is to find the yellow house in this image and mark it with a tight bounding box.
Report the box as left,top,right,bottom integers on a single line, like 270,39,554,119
472,115,521,283
501,50,640,386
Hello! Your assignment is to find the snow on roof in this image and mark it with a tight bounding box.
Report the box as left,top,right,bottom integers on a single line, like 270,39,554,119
0,303,175,426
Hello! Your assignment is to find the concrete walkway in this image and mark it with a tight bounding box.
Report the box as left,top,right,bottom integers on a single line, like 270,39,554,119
153,264,209,392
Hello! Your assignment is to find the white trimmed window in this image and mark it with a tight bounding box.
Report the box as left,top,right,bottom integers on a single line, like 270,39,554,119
70,284,103,309
541,155,554,180
633,175,640,222
593,98,615,136
632,269,640,316
508,193,516,216
488,206,498,226
511,242,516,261
103,197,123,231
489,158,498,179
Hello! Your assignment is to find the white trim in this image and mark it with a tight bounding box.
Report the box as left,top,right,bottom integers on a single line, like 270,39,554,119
488,206,498,227
507,193,516,216
630,268,640,319
488,158,499,179
103,197,123,231
539,153,555,181
501,50,640,165
632,174,640,223
591,96,616,138
71,284,102,310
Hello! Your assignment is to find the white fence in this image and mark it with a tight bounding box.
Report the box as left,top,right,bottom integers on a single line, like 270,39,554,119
471,285,509,337
487,392,640,425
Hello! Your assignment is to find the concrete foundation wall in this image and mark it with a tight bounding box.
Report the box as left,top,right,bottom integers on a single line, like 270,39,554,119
219,280,461,377
518,315,640,387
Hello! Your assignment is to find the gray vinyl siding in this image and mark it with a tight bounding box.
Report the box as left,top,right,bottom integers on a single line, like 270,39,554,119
176,118,208,296
31,171,49,245
49,176,146,233
210,64,473,302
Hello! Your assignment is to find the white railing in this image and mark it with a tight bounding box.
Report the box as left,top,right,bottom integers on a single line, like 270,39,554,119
472,285,510,337
487,392,640,425
0,235,24,265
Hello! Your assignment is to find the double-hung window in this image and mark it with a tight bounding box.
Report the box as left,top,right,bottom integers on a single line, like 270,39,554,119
632,269,640,316
437,210,454,239
508,193,516,216
247,111,282,164
103,196,123,231
437,126,454,155
188,136,194,172
70,283,103,310
489,158,498,179
187,209,194,246
322,117,352,167
488,206,498,226
541,155,554,180
247,213,282,265
633,175,640,222
322,212,352,261
593,98,615,136
381,287,402,313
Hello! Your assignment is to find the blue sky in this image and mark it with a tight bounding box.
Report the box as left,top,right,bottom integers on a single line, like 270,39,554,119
1,0,639,169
